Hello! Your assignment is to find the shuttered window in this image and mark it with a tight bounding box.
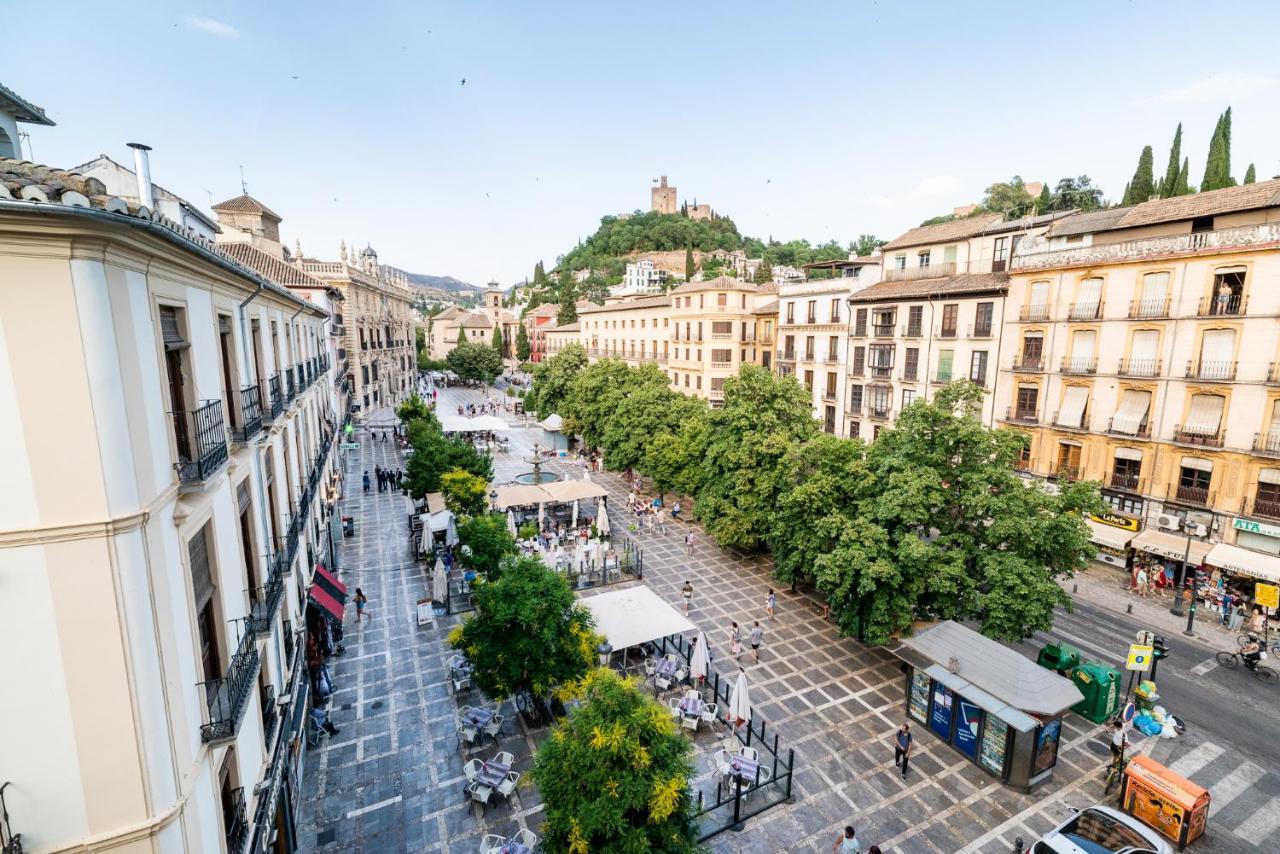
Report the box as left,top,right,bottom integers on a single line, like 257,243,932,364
1056,385,1090,428
1140,272,1169,304
160,306,189,351
1077,277,1103,304
1130,330,1159,363
1111,389,1152,435
188,524,215,610
1184,394,1225,437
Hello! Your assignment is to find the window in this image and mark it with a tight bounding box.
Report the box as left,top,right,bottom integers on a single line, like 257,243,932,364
1056,385,1090,429
871,385,891,417
1073,277,1103,319
711,349,732,364
872,308,895,336
992,237,1009,271
849,384,864,412
902,388,916,408
851,346,865,375
1020,333,1044,369
1015,385,1039,419
918,250,931,268
1125,330,1160,376
696,375,702,390
943,245,957,265
189,523,222,688
803,370,814,391
786,302,795,323
1181,394,1225,441
1178,458,1212,504
805,336,815,360
1067,329,1097,373
710,377,726,392
1111,448,1142,491
906,305,923,337
783,334,795,357
717,292,728,308
895,254,907,270
1197,329,1236,379
969,351,988,386
1056,442,1082,478
903,348,919,381
830,298,841,323
1254,470,1280,518
974,302,993,337
824,405,836,434
159,305,194,462
936,349,954,383
1210,267,1245,315
806,300,817,323
824,373,837,397
850,422,860,438
854,308,868,336
712,321,732,338
1111,390,1153,436
1136,272,1169,317
827,336,839,361
869,344,895,377
940,304,958,337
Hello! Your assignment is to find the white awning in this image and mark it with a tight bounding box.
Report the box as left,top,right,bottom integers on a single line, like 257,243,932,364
1114,447,1143,461
541,479,610,502
438,413,510,433
1260,469,1280,486
1205,542,1280,583
539,413,564,432
1056,385,1089,428
1183,395,1224,437
1181,456,1213,472
579,585,696,650
1086,519,1136,550
425,492,447,514
492,483,554,508
1110,389,1151,436
1130,529,1213,563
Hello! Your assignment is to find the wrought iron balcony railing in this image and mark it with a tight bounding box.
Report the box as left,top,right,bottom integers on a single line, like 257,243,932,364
233,385,263,442
1005,406,1039,424
199,626,260,744
1174,484,1210,506
1109,471,1140,492
1010,353,1044,372
268,374,283,418
1117,358,1161,378
224,787,249,854
1185,360,1236,381
1061,356,1098,375
1173,425,1223,448
1128,297,1171,319
174,400,228,483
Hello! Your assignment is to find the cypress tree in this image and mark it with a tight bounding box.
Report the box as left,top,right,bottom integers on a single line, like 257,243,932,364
1160,123,1183,198
1037,183,1051,213
1177,158,1190,196
1123,146,1156,205
1201,108,1235,191
1244,163,1257,184
456,327,467,346
685,245,695,279
1121,182,1130,207
491,326,505,356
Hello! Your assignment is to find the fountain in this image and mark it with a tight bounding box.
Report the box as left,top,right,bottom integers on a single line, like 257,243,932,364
513,441,563,484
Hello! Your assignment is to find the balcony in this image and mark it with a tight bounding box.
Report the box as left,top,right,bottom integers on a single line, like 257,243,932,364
901,324,923,338
199,626,260,743
1019,304,1051,322
233,385,263,443
1010,354,1044,372
805,315,817,325
901,369,919,382
224,787,249,854
1067,301,1103,321
846,405,863,417
1185,360,1236,382
710,360,732,368
803,351,816,362
1053,408,1089,431
882,261,956,283
825,354,840,364
1173,425,1223,447
1060,356,1098,375
1128,298,1171,319
260,684,278,750
822,390,837,402
1197,294,1246,317
267,375,283,418
968,323,994,339
870,365,894,380
1013,223,1280,271
1253,432,1280,457
1248,496,1280,521
872,323,895,338
1109,471,1141,492
711,332,733,339
1107,417,1150,438
174,400,228,483
247,554,286,636
285,371,296,403
1174,484,1210,506
1117,358,1161,378
939,326,958,339
868,407,892,421
1005,406,1039,424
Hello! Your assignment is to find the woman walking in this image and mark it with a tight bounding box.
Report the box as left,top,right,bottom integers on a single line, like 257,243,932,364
729,621,742,661
354,588,371,622
766,588,776,620
681,581,694,616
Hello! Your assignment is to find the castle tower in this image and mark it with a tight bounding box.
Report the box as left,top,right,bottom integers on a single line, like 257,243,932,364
651,175,677,215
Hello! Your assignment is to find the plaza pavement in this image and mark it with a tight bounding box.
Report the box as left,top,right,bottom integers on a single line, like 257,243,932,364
298,384,1222,853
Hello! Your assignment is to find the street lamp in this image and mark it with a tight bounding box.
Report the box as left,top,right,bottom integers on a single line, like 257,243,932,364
597,641,613,668
489,489,498,511
1170,535,1193,617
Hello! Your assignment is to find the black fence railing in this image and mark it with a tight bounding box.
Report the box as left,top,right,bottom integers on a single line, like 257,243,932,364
285,370,296,403
175,400,228,483
199,624,260,743
260,684,278,751
248,554,286,636
268,374,283,418
234,385,263,442
224,786,249,854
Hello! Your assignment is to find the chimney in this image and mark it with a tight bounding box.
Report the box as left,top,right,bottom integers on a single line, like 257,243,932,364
126,142,154,209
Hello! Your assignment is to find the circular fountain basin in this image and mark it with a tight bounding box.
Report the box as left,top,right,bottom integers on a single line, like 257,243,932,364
513,471,563,484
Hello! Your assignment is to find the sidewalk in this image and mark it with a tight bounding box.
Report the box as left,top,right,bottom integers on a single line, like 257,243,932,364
1065,562,1240,649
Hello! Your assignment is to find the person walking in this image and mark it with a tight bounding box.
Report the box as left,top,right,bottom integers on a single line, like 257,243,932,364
671,500,681,522
1220,590,1235,625
766,588,776,620
362,470,371,493
685,530,695,557
1135,565,1149,598
656,507,667,535
832,825,861,853
354,588,371,622
893,722,912,778
749,621,764,663
729,621,742,661
1229,601,1248,633
681,581,693,616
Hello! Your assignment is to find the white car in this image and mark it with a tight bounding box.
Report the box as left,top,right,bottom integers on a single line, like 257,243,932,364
1029,805,1174,854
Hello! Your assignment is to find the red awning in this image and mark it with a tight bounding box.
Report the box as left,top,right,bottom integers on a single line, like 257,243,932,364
314,564,348,601
309,584,345,623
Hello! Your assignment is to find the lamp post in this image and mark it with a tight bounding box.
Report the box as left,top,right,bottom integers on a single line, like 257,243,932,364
1171,536,1193,617
596,641,613,668
489,489,498,512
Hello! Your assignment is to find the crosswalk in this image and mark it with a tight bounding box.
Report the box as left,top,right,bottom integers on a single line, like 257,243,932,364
1148,736,1280,850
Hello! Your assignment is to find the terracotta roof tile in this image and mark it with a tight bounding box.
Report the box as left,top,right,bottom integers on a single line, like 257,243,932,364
218,242,327,287
847,272,1008,303
1114,179,1280,228
1044,207,1131,238
211,193,282,220
578,296,670,314
881,213,1004,251
671,274,758,294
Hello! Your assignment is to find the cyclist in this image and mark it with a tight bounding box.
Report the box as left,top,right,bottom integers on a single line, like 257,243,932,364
1239,635,1266,671
1108,720,1128,763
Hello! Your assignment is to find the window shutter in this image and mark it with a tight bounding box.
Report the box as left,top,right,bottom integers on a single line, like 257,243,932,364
1140,272,1169,304
218,314,232,335
1200,329,1235,364
1181,457,1213,473
1111,390,1152,435
1056,386,1090,428
1130,330,1159,363
1071,330,1096,359
187,525,215,610
160,306,189,350
1077,277,1103,304
1184,395,1225,436
1115,447,1143,461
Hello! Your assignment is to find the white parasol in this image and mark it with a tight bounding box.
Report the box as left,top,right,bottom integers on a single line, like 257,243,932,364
574,543,586,572
571,499,579,528
584,468,592,482
690,631,711,683
728,667,752,727
597,499,611,536
432,559,448,603
506,509,517,537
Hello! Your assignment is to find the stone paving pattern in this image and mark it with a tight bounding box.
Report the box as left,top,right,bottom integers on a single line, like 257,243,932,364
299,384,1202,853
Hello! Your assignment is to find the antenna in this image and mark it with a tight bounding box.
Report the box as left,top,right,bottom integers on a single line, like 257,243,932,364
17,130,33,161
239,165,248,195
204,189,214,206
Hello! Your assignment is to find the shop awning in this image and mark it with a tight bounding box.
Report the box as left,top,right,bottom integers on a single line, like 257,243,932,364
308,585,345,623
1205,542,1280,583
314,565,347,603
1130,529,1213,564
1086,519,1136,550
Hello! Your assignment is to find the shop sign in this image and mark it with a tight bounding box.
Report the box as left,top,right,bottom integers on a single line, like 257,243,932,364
1090,512,1140,531
1126,644,1153,671
1257,583,1279,610
1233,517,1280,539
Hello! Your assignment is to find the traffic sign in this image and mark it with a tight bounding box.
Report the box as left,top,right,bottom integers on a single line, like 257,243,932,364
1126,643,1154,671
1135,630,1155,646
1256,583,1279,610
1121,701,1136,723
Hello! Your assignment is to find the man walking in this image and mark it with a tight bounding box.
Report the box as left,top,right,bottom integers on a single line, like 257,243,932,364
893,722,912,778
749,621,764,663
681,581,693,616
362,470,371,493
685,530,695,557
832,825,861,853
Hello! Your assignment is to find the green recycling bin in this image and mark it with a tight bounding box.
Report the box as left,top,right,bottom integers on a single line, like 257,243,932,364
1036,642,1080,675
1071,662,1121,723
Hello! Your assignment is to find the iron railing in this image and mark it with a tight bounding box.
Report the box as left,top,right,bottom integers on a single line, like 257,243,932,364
868,407,892,421
1109,471,1140,492
1106,417,1150,439
175,400,228,483
1117,358,1161,378
1010,353,1044,372
968,323,994,339
234,385,263,442
268,374,283,418
1067,301,1103,321
1018,304,1051,321
247,554,286,636
1248,496,1280,521
1006,406,1039,424
1185,360,1236,381
1173,425,1223,448
285,370,296,403
1175,484,1210,506
224,787,249,854
199,625,260,743
872,323,895,338
882,261,956,282
0,782,21,854
1198,294,1246,316
1061,356,1098,375
260,684,278,750
901,323,923,338
1253,432,1280,456
1128,298,1171,319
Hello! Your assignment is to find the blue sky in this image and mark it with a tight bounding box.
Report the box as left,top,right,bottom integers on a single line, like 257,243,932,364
8,1,1280,285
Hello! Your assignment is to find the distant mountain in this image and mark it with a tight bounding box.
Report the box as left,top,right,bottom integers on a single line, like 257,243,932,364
402,272,483,295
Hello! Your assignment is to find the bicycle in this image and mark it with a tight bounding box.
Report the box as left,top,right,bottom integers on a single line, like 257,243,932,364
1215,648,1277,682
1103,751,1129,796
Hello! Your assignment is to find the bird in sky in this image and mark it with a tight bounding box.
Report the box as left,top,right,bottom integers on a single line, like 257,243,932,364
460,78,466,86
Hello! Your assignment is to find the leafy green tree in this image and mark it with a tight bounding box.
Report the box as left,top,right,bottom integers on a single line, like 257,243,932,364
397,394,434,425
977,176,1037,218
1159,123,1187,198
852,234,886,257
1043,176,1106,212
446,342,504,383
491,326,505,357
404,420,492,498
456,512,518,579
1201,107,1235,191
449,556,598,700
533,668,700,854
562,358,634,449
694,366,817,549
1036,183,1051,213
533,260,547,286
1122,146,1155,205
753,260,774,284
1177,158,1190,196
1244,163,1257,184
441,469,489,516
515,323,532,361
599,364,697,473
685,245,695,279
812,383,1103,644
556,299,578,326
526,342,588,419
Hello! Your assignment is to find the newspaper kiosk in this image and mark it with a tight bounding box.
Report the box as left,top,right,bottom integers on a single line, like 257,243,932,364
1120,754,1210,850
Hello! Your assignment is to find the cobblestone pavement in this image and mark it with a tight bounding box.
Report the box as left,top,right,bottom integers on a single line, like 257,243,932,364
297,384,1269,853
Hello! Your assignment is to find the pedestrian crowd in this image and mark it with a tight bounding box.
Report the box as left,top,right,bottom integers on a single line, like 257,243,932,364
364,465,405,494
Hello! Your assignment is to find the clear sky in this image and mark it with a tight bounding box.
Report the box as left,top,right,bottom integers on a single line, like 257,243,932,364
8,1,1280,285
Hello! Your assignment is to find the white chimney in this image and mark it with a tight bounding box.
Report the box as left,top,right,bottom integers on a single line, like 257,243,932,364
126,142,154,209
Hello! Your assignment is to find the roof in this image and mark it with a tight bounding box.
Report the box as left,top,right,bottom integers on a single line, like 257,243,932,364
848,272,1008,303
0,82,55,126
671,274,758,294
218,241,329,287
1044,206,1130,238
578,295,669,314
881,213,1004,251
528,303,560,318
546,321,580,332
0,157,321,315
753,298,778,314
804,254,883,271
211,193,282,220
579,585,697,651
1115,179,1280,229
982,210,1074,235
899,621,1083,717
435,306,462,321
70,154,222,233
459,312,494,328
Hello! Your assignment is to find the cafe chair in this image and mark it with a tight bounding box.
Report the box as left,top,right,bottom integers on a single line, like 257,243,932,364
463,758,483,783
498,770,521,804
513,828,538,848
667,697,682,718
493,751,515,767
466,781,493,816
701,702,719,729
456,723,479,751
484,713,504,740
479,834,506,854
739,746,759,762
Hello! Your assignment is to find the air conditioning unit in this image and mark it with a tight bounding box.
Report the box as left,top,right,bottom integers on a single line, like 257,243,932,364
1189,523,1209,538
1157,514,1182,531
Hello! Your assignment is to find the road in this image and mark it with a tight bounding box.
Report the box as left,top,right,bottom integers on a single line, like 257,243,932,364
1015,599,1280,852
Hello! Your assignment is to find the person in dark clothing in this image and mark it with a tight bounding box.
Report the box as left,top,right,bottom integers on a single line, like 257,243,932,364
893,722,912,778
362,471,370,493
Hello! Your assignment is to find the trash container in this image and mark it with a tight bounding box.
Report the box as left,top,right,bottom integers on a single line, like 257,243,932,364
342,516,355,538
1135,679,1160,713
1036,642,1080,675
1070,662,1121,723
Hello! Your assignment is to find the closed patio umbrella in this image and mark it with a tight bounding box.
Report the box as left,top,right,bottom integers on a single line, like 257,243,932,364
432,560,448,603
506,509,517,537
690,631,711,684
728,667,751,727
597,499,611,536
571,499,579,528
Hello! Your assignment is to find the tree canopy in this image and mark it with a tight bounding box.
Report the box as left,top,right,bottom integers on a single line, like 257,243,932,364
441,469,489,516
533,668,700,854
403,417,492,499
515,323,532,361
525,343,588,419
456,512,517,580
446,340,504,383
1122,146,1155,205
1201,107,1235,191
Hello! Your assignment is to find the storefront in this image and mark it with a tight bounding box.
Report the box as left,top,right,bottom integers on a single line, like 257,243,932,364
1204,542,1280,609
1129,529,1213,587
1231,516,1280,556
898,621,1083,792
1086,516,1138,568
